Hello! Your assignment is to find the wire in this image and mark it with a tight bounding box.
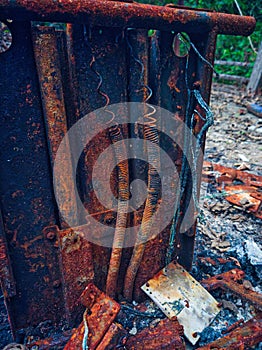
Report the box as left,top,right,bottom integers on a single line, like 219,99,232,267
233,0,257,54
82,309,89,350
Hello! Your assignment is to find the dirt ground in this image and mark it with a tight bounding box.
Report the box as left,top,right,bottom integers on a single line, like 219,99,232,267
0,83,261,349
193,83,262,349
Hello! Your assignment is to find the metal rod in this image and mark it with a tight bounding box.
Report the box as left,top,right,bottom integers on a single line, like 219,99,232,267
0,0,255,36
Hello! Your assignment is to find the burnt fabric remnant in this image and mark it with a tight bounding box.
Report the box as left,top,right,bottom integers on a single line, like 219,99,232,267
0,0,258,349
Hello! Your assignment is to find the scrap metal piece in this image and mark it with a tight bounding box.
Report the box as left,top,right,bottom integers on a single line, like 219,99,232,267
201,269,262,311
196,315,262,350
202,161,262,219
217,185,262,218
65,283,121,349
64,322,85,349
141,262,220,345
96,323,127,350
125,317,185,350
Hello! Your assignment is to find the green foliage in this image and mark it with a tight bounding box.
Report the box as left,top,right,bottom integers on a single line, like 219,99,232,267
136,0,261,78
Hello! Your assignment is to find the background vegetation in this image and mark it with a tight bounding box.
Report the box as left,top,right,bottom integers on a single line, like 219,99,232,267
137,0,261,78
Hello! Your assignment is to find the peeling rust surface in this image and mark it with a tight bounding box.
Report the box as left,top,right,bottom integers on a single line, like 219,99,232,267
0,0,256,36
65,283,120,349
125,317,185,350
57,226,94,325
203,161,262,218
196,315,262,350
201,269,262,311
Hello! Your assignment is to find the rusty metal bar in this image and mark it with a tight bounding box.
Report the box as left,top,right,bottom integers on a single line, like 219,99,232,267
32,26,79,228
196,315,262,350
201,269,262,311
0,0,255,36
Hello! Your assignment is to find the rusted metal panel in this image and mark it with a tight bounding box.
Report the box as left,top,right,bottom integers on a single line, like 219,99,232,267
201,269,262,311
196,316,262,350
0,1,256,36
0,21,65,334
125,317,185,350
67,24,129,292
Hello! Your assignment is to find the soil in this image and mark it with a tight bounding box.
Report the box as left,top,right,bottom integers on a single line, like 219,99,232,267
0,83,261,349
193,83,262,349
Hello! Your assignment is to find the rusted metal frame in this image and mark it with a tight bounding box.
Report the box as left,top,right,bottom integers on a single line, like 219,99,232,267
0,21,65,335
196,315,262,350
0,0,256,36
201,269,262,311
